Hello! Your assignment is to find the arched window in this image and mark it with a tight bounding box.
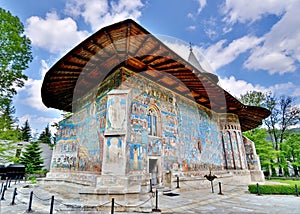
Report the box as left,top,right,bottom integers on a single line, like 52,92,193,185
147,108,158,136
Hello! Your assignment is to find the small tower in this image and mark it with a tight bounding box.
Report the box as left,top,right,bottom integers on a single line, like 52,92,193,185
188,43,219,84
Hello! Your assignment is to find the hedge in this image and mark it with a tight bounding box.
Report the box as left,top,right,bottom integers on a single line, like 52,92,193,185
248,184,299,195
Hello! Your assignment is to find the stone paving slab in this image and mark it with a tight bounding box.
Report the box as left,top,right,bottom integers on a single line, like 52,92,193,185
0,180,299,213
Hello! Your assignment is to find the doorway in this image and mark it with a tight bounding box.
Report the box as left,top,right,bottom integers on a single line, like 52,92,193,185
149,158,160,185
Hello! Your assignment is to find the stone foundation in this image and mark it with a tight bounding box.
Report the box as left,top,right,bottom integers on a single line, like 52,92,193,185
44,169,264,212
250,170,265,182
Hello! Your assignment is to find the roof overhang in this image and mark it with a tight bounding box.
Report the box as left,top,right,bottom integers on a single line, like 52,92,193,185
41,19,270,131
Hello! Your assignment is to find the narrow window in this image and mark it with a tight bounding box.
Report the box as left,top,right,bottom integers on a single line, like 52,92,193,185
148,108,158,136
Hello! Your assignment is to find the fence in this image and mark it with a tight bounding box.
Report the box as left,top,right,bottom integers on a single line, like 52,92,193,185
1,176,299,213
0,177,156,213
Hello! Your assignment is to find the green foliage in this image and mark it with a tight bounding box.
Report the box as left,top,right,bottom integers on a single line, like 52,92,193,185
266,178,300,186
0,97,22,142
244,128,277,175
20,119,31,142
248,184,297,195
38,124,51,144
19,141,44,173
0,8,32,99
28,176,37,184
240,91,266,107
282,132,300,176
240,90,300,176
0,140,18,164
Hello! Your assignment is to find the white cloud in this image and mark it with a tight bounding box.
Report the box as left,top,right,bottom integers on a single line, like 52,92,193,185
219,75,299,99
201,36,263,70
222,0,293,24
244,1,300,74
187,25,196,31
244,47,296,75
221,0,300,75
19,114,62,135
196,0,207,14
187,12,195,20
64,0,144,31
19,60,61,115
25,11,89,54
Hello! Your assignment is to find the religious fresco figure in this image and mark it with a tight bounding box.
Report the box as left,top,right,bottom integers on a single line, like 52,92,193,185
133,145,139,169
107,137,122,163
107,96,126,130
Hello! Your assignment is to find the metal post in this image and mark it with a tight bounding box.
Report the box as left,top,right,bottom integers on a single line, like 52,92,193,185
256,183,261,196
1,186,6,200
218,182,223,195
176,176,180,188
296,184,299,197
152,189,161,212
5,177,9,188
50,195,54,214
27,191,33,212
211,181,214,193
0,182,3,194
150,179,152,192
11,187,17,205
8,178,11,187
111,198,114,214
155,189,158,210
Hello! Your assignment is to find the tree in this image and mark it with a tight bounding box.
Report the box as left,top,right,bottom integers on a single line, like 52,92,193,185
240,91,300,176
19,141,43,173
38,124,52,144
264,95,300,175
0,97,20,140
20,119,31,142
0,8,32,100
244,128,277,178
240,91,266,107
282,132,300,176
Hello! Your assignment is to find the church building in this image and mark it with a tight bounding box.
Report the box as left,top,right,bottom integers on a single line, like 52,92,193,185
42,19,270,210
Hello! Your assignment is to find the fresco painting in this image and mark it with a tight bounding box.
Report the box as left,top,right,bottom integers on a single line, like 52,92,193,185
129,144,143,170
52,95,106,174
106,93,127,132
231,131,241,169
49,67,261,185
224,131,235,169
148,138,162,156
238,132,247,169
106,136,122,163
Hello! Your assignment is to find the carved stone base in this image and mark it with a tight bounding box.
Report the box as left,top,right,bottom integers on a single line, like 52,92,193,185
250,170,265,182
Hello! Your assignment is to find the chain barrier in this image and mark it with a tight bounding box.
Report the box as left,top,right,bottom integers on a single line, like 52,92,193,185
223,183,247,187
15,188,30,196
15,197,27,205
114,194,154,208
180,180,212,190
32,192,52,202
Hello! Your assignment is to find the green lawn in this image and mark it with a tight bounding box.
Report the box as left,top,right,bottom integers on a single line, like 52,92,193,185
268,178,300,186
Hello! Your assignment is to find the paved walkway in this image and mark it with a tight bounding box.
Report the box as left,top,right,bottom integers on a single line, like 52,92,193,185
0,179,299,213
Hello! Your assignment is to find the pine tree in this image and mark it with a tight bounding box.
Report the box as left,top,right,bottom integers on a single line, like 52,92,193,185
38,124,52,144
0,97,20,140
19,141,43,173
21,120,31,142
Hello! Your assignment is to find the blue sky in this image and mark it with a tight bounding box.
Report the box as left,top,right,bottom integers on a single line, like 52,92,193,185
0,0,299,134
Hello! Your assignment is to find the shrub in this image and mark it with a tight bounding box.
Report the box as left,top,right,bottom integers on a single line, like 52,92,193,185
28,177,37,184
248,184,297,195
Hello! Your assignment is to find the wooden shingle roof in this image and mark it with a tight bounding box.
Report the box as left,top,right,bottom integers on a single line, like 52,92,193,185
41,19,270,131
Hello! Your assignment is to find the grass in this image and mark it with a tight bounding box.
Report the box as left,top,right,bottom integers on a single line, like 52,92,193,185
248,178,300,195
267,178,300,186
